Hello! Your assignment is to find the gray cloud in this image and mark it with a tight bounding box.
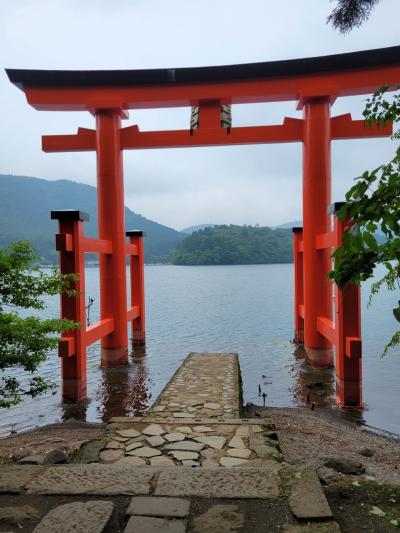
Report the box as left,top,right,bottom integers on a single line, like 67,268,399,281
0,0,399,230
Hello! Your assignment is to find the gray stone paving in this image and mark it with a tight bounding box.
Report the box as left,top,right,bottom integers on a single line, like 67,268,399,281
155,466,281,498
148,352,241,420
33,501,114,533
0,465,43,493
124,515,187,533
289,467,332,520
126,496,190,518
0,352,339,531
26,464,158,495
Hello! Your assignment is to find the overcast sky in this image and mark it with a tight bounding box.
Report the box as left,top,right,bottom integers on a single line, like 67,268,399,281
0,0,399,230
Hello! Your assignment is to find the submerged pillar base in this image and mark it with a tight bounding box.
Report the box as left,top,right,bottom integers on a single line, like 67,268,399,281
336,377,362,408
304,346,334,368
294,328,304,344
62,377,87,404
132,330,146,346
101,347,129,368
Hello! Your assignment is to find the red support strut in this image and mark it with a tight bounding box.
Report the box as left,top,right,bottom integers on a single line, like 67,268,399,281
293,227,304,344
127,230,146,346
52,210,88,403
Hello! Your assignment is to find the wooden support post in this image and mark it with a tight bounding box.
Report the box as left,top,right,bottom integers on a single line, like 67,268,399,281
331,204,362,407
51,210,88,403
293,227,304,343
302,97,333,366
126,230,146,346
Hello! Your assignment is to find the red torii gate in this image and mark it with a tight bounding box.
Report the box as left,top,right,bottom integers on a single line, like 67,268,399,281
7,45,399,406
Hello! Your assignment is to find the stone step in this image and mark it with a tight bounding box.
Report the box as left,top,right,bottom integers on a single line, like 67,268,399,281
21,463,280,498
146,352,241,420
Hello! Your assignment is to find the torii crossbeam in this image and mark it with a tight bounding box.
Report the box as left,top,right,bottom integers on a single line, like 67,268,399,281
6,45,399,405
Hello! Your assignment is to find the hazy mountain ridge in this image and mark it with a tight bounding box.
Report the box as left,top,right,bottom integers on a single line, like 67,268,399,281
0,174,185,263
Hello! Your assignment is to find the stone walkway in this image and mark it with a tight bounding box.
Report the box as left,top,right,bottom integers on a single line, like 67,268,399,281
0,353,341,532
147,352,241,420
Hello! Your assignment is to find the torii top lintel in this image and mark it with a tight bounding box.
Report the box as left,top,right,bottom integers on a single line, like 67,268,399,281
6,45,400,111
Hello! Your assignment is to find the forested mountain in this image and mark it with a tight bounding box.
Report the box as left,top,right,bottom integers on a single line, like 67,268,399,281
172,225,293,265
0,175,185,263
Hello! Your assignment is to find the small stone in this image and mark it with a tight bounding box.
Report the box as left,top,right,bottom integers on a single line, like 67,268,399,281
220,457,249,467
0,505,40,525
33,501,114,533
126,496,190,517
18,455,46,465
323,456,365,475
228,436,246,449
359,448,376,458
169,402,181,407
146,435,166,447
181,460,200,467
176,426,192,434
194,436,226,449
112,435,129,442
173,412,195,418
168,451,199,461
124,516,187,533
116,429,141,438
204,403,221,410
165,432,186,442
99,449,125,463
202,458,220,467
106,441,126,449
193,426,213,432
142,424,165,436
227,448,251,459
129,446,162,458
125,442,144,452
115,456,146,466
44,450,68,464
150,456,175,466
152,406,166,412
235,426,251,437
187,407,197,412
250,425,263,433
164,441,205,452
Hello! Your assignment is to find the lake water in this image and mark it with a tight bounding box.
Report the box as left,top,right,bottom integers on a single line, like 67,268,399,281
1,263,399,437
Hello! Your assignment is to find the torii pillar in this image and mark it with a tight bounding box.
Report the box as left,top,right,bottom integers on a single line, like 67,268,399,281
96,108,129,367
302,97,333,366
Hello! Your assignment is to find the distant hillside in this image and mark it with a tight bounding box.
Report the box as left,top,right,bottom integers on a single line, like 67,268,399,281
0,175,185,263
181,224,216,234
172,225,292,265
274,220,302,229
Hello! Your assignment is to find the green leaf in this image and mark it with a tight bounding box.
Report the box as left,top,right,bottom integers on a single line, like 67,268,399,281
369,506,386,517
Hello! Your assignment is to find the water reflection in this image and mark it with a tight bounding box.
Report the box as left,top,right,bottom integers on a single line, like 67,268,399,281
97,350,150,422
290,344,336,408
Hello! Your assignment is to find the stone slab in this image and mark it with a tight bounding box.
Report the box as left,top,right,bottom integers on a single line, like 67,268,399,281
33,500,113,533
0,465,44,494
124,516,187,533
26,465,157,495
155,466,280,498
126,496,190,518
0,505,40,525
283,523,340,533
288,467,333,520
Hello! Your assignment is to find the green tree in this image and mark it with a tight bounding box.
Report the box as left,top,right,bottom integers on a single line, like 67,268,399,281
0,241,77,407
328,0,400,355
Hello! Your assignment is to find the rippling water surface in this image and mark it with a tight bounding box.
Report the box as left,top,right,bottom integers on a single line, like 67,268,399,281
1,264,399,436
